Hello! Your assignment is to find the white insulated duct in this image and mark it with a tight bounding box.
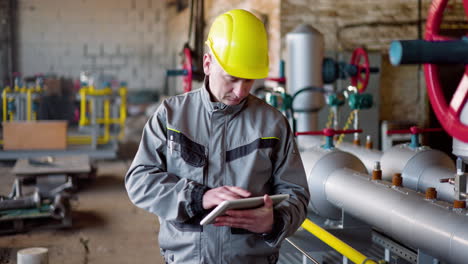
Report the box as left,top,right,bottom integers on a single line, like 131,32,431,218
286,24,325,133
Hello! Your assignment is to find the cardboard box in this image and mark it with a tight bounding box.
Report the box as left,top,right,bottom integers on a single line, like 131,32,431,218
43,78,62,96
3,121,67,150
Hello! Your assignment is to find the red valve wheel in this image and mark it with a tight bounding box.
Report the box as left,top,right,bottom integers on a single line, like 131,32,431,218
424,0,468,142
350,47,370,93
182,47,193,93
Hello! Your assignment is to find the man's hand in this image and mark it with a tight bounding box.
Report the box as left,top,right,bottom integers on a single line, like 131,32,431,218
203,186,251,210
213,194,274,234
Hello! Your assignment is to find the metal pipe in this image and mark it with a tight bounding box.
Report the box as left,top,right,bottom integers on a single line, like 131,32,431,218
324,168,468,264
380,144,458,202
337,142,383,174
119,85,127,140
79,87,88,126
2,87,11,122
301,218,377,264
285,238,320,264
26,88,32,121
301,146,367,219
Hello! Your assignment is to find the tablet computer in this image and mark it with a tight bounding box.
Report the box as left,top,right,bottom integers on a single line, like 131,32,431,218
200,194,290,225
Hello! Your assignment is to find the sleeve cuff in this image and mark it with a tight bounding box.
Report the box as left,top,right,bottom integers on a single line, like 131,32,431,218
262,211,285,242
189,184,210,217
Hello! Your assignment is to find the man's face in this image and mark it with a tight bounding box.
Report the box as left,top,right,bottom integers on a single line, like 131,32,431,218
203,53,255,105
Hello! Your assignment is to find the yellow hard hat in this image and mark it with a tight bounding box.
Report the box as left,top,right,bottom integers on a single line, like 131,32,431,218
206,9,269,79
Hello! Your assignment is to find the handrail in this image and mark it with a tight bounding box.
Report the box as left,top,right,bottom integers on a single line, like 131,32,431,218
301,218,377,264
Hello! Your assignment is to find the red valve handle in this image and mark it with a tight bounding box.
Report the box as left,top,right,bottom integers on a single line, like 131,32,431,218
350,48,370,93
424,0,468,142
265,77,286,84
182,47,193,93
296,128,362,137
386,126,443,135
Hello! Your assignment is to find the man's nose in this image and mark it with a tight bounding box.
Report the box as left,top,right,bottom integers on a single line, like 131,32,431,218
233,81,251,98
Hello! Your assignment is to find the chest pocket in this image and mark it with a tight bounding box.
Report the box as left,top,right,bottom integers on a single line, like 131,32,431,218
166,129,207,180
226,137,279,162
224,137,279,189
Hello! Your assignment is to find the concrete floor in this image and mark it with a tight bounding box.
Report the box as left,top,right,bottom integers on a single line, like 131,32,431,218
0,160,165,264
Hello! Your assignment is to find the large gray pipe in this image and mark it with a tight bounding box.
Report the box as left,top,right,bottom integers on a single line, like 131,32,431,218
299,136,460,203
301,146,367,220
336,142,383,174
325,169,468,264
297,135,382,174
301,147,468,263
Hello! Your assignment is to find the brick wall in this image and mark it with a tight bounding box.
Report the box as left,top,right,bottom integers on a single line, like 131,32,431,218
16,0,168,90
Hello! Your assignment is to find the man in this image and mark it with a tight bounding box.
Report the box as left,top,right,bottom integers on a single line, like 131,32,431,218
125,9,309,264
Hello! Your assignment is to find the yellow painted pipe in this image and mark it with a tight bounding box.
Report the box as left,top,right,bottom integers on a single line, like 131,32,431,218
301,219,377,264
79,88,88,126
2,87,11,122
26,89,32,121
103,99,110,142
69,96,112,145
67,135,110,145
118,86,127,140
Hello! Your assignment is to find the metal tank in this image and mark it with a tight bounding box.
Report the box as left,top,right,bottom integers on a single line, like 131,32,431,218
286,24,325,133
380,144,458,202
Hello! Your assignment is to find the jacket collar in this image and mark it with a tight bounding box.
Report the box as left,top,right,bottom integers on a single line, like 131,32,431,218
200,78,247,115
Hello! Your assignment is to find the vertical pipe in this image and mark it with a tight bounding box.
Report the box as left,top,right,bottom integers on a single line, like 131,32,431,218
90,97,97,149
2,87,10,122
79,88,87,126
103,99,110,142
26,89,32,121
119,86,127,139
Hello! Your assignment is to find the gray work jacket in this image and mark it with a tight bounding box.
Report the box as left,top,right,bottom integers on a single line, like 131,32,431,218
125,83,310,264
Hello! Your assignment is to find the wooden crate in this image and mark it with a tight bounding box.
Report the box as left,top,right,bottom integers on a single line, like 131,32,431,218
3,121,67,150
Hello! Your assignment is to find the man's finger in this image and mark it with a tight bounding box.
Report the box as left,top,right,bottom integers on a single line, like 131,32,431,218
225,186,251,197
263,194,273,208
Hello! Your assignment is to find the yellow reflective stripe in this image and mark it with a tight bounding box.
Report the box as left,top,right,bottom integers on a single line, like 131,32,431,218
261,137,279,140
167,127,181,133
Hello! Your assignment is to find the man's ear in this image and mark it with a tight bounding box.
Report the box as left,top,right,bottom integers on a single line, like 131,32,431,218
203,53,211,76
